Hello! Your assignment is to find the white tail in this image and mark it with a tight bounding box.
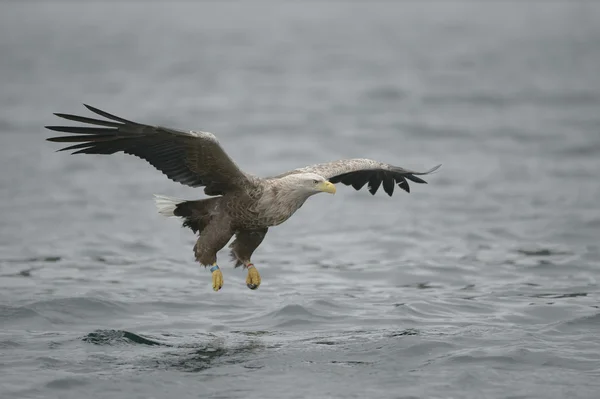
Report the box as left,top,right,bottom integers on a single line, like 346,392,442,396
153,195,185,217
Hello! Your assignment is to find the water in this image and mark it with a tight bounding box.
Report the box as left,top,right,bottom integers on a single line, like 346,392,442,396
1,2,600,398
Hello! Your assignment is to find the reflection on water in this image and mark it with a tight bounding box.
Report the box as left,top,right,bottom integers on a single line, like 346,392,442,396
161,340,266,373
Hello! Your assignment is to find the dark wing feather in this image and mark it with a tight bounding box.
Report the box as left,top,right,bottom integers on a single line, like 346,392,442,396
382,174,395,196
276,159,440,197
368,173,382,195
46,104,252,195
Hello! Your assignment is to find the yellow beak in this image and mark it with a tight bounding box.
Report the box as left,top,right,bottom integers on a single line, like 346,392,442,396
317,181,336,194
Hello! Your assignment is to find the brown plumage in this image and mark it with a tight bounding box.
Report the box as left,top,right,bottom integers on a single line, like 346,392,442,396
46,105,440,291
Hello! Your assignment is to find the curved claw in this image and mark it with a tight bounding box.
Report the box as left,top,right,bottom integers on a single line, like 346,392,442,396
212,268,223,291
246,266,261,290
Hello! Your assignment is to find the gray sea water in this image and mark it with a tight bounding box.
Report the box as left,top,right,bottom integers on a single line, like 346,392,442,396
1,2,600,398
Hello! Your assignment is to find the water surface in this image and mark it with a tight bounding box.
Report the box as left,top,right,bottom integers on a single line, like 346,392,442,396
1,2,600,398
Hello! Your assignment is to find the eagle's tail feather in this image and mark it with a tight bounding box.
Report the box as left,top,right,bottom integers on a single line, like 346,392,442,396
154,195,219,234
153,195,185,217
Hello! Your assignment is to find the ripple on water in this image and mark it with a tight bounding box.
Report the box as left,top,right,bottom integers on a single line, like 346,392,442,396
0,304,45,321
23,297,131,325
516,247,573,257
442,346,600,372
1,256,62,264
0,297,136,330
0,339,21,349
552,312,600,333
45,377,89,390
240,304,341,329
136,337,268,373
82,329,168,347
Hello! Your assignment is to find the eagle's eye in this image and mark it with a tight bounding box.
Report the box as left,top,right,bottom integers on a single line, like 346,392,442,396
312,179,319,184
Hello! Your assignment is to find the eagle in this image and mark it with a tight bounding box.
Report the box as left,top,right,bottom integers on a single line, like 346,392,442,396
46,105,440,292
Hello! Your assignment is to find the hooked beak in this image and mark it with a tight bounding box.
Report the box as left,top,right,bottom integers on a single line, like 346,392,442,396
317,181,336,194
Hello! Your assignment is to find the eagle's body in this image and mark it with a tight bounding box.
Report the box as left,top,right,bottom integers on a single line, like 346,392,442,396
46,105,440,291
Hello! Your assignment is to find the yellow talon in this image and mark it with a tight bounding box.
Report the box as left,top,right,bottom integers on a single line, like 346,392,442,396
211,265,223,291
246,264,261,290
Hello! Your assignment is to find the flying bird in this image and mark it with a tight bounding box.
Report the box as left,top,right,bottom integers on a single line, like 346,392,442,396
46,105,440,292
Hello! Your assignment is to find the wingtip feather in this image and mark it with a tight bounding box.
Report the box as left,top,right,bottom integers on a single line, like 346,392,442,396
428,164,442,174
82,104,137,125
83,103,102,114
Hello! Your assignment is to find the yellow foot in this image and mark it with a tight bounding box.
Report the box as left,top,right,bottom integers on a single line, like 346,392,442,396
210,265,223,291
246,264,261,290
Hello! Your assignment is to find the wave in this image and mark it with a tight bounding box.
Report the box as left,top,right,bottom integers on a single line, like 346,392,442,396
82,329,167,346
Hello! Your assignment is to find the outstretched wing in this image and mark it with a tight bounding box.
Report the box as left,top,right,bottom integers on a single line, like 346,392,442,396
46,104,252,195
276,159,441,196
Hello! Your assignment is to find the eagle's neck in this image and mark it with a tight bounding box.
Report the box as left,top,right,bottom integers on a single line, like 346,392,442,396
256,180,313,226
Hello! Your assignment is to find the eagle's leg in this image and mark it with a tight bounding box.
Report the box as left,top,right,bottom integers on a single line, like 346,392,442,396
194,224,234,292
210,264,224,292
245,263,261,290
229,228,268,290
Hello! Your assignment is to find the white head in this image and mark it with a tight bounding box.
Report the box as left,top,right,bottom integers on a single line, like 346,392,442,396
280,173,337,197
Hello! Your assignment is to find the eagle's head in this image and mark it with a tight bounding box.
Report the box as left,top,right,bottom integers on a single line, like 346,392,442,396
283,173,337,196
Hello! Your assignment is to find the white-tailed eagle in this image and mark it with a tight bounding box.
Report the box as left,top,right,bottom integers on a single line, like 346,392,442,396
46,105,440,291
